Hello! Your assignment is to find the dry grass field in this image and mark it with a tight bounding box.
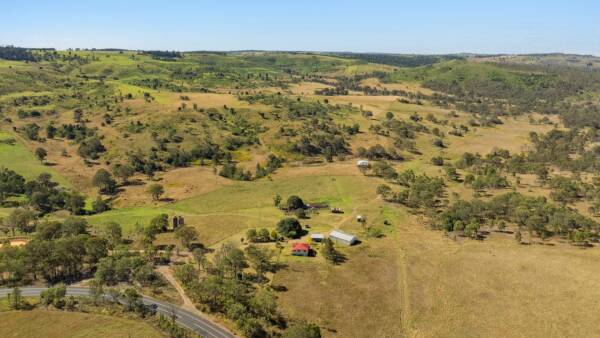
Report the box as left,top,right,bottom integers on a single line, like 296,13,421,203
397,219,600,338
445,116,555,158
0,310,164,338
274,237,404,338
274,205,600,338
360,77,435,95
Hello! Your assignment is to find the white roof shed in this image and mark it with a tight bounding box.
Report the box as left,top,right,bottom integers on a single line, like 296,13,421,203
311,233,325,240
329,229,357,245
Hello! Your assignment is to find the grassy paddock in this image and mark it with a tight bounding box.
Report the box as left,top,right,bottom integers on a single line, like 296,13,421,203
87,173,383,244
0,310,163,338
0,131,72,188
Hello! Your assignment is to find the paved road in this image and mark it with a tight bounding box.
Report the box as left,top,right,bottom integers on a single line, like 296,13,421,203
0,287,235,338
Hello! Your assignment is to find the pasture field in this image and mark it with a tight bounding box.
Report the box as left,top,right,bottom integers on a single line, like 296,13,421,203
87,169,384,244
0,131,72,188
0,310,164,338
396,219,600,338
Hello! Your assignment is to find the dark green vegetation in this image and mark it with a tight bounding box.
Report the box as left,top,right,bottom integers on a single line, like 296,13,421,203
0,169,84,217
386,59,600,122
176,242,321,337
437,192,597,242
332,52,464,67
0,216,174,289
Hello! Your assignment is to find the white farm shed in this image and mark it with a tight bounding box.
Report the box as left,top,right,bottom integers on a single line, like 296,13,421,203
329,229,357,246
356,160,370,168
311,233,325,242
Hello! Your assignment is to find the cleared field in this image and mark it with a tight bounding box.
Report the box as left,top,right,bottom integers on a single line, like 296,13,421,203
0,310,163,338
0,131,72,188
445,116,555,158
397,220,600,337
274,237,404,338
288,81,334,95
88,169,384,244
112,166,233,208
273,203,600,338
360,77,435,95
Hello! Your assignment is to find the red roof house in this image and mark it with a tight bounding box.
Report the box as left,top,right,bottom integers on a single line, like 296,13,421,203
291,243,311,256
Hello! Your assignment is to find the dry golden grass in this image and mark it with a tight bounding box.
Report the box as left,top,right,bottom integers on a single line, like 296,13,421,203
398,220,600,337
31,137,102,194
119,90,272,112
288,81,334,95
0,310,164,338
360,77,435,95
445,116,555,158
275,201,600,338
0,238,29,248
320,94,400,115
274,237,404,338
113,166,233,208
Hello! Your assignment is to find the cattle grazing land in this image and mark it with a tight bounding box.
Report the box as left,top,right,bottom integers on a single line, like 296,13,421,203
1,46,600,337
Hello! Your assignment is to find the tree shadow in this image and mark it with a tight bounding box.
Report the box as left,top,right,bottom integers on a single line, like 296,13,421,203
126,179,145,186
271,284,288,292
0,200,21,208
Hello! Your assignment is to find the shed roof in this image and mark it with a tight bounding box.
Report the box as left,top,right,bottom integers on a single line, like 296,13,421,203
329,229,357,242
311,233,325,239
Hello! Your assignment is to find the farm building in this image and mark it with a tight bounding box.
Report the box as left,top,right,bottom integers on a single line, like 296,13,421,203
331,207,343,213
329,230,357,246
310,233,325,242
356,160,370,168
172,215,185,230
291,243,311,256
356,215,366,223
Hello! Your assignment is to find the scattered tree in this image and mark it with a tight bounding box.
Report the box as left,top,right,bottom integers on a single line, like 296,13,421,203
35,147,47,164
147,183,165,201
175,226,198,250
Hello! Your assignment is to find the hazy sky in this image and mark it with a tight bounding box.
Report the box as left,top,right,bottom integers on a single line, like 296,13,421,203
2,0,599,55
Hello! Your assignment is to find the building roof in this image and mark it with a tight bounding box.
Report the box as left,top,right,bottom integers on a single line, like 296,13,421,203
329,229,357,242
292,243,311,251
311,233,325,239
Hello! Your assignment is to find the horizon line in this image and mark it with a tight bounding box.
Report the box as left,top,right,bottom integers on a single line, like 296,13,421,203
2,45,599,58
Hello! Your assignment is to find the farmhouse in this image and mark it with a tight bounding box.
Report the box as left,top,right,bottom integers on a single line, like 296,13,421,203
310,233,325,242
291,243,311,256
329,229,357,246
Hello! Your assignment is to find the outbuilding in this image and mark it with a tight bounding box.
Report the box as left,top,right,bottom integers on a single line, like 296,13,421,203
291,243,311,256
329,229,358,246
356,215,366,223
356,160,370,168
310,233,325,242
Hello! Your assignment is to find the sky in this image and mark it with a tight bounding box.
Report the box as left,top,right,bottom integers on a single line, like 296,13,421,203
1,0,599,55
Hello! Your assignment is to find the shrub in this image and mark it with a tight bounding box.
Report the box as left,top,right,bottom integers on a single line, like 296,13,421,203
276,218,302,238
431,156,444,166
286,195,305,210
